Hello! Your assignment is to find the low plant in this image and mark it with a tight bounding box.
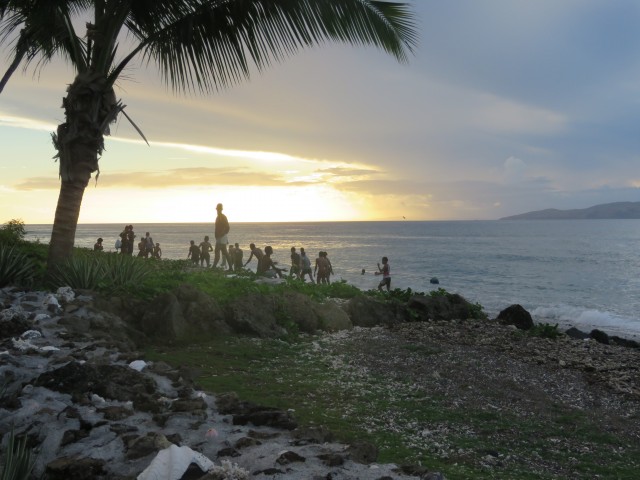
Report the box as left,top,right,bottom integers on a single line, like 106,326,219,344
0,427,35,480
529,322,561,339
48,252,150,291
0,246,36,288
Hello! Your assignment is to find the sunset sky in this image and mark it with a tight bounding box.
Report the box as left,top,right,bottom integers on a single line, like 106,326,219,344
2,1,640,224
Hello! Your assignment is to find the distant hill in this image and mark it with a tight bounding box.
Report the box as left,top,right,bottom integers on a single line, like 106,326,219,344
499,201,640,220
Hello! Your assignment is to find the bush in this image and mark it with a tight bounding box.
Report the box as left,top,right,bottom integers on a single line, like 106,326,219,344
0,245,36,288
0,219,26,245
529,322,561,339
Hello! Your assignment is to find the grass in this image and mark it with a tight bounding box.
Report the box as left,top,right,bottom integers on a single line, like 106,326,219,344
145,334,640,479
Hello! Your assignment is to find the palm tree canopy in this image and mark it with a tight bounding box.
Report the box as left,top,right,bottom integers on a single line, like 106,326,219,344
1,0,417,94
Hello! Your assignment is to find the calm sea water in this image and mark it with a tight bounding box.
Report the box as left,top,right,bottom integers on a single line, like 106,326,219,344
25,220,640,339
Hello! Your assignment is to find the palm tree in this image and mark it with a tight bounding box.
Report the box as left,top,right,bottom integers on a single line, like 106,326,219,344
0,0,416,268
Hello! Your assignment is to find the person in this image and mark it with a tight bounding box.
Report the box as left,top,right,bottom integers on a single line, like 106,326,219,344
199,235,213,267
228,244,236,270
314,251,330,285
299,247,314,283
115,238,122,253
233,243,243,271
244,243,264,270
375,256,391,291
94,237,103,252
153,242,162,259
290,247,301,279
212,203,232,271
119,225,134,255
188,240,200,265
144,232,154,258
257,246,285,278
324,251,334,284
137,238,146,257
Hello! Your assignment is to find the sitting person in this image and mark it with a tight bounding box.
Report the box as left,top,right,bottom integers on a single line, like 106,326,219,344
257,246,285,278
94,237,104,252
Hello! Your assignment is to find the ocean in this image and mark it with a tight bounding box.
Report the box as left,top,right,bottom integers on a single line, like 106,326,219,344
24,220,640,339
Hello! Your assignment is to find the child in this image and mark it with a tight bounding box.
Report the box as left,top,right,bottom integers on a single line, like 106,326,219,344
375,256,391,291
153,243,162,259
94,237,104,252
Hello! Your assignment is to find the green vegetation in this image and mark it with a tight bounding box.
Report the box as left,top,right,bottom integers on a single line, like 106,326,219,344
146,335,640,479
0,427,35,480
528,322,562,339
0,220,26,245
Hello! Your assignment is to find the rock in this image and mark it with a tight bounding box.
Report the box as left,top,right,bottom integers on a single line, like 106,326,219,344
0,306,30,338
125,432,172,460
140,284,230,344
407,293,474,321
312,300,353,332
276,450,306,464
590,329,610,345
496,304,533,330
610,335,639,349
565,327,590,340
344,296,405,327
430,277,439,284
232,408,298,430
347,440,378,464
45,456,107,480
224,293,286,338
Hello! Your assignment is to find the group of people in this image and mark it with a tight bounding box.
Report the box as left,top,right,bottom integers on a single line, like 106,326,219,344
94,202,393,291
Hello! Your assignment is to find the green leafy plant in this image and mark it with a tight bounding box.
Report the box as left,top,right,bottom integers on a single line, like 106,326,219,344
0,245,36,288
0,219,26,245
529,322,561,339
48,253,150,291
0,427,35,480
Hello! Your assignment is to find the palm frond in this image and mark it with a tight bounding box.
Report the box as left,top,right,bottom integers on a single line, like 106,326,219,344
114,0,417,93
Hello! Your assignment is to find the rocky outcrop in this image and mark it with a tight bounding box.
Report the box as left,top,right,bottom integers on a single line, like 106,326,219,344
0,287,427,479
407,293,476,321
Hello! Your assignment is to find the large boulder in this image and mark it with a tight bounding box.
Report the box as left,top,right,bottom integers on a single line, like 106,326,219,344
407,293,475,321
343,296,406,328
224,293,286,338
140,284,230,344
280,291,320,333
496,304,533,330
312,300,353,332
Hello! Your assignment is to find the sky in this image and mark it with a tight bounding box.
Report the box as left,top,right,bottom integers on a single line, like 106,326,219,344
2,0,640,223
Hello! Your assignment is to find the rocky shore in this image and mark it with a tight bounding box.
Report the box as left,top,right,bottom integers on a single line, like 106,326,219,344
1,284,638,479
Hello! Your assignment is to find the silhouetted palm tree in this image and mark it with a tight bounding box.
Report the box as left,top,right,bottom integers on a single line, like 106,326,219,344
0,0,416,267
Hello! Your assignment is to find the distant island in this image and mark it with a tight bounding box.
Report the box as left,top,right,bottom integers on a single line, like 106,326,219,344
500,201,640,220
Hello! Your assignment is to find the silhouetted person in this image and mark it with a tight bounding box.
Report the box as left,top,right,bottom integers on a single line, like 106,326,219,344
212,203,232,271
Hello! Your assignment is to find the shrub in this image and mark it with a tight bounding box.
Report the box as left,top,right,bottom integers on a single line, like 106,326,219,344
529,322,561,339
0,246,36,288
0,219,26,245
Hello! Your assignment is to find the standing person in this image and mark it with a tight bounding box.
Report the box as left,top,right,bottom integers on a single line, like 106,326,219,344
299,247,314,283
290,247,301,279
125,225,136,255
233,243,243,271
144,232,154,258
244,243,264,270
212,203,232,271
118,226,128,255
188,240,200,265
199,235,213,267
94,237,104,251
375,256,391,292
324,251,334,285
314,251,330,284
153,242,162,259
137,238,146,257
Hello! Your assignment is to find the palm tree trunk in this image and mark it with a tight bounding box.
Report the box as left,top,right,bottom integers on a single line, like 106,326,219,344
46,72,117,271
47,178,89,267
